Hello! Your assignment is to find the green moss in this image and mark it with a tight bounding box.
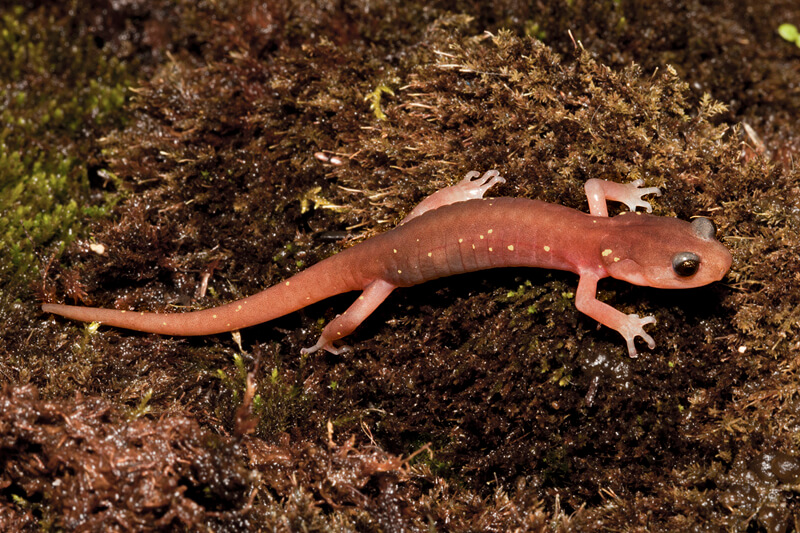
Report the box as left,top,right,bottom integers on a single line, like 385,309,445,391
365,84,395,120
0,5,129,305
214,352,311,437
128,388,154,419
778,23,800,46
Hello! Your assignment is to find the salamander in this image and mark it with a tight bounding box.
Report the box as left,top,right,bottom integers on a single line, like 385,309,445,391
42,171,732,357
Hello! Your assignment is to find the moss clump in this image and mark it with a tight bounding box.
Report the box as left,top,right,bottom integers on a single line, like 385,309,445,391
0,5,128,306
8,0,800,530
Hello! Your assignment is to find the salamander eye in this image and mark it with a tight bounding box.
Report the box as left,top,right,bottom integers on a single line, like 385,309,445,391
672,252,701,276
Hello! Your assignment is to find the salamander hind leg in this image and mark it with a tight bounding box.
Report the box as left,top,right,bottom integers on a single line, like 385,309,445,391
457,169,506,199
300,279,395,355
401,169,505,223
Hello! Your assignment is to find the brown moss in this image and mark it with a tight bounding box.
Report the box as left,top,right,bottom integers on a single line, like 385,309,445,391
4,0,800,530
0,385,253,530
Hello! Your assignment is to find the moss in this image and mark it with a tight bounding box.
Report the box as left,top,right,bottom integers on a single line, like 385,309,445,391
365,84,396,120
0,5,129,307
213,350,312,438
5,0,800,530
777,23,800,46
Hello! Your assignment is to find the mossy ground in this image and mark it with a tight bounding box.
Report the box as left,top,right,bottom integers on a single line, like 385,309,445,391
2,0,800,530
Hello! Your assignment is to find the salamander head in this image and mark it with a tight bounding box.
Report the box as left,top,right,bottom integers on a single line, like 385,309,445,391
599,213,732,289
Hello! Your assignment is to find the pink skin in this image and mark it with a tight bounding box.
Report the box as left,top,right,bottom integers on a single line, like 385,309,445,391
43,172,732,357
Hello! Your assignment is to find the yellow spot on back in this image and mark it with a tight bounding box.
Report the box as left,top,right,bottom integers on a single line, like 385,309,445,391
458,238,463,243
120,310,126,314
479,235,484,239
427,252,432,257
508,245,515,251
213,314,217,319
393,249,397,253
162,322,167,326
489,247,493,252
488,229,493,234
236,305,242,311
602,249,613,257
359,296,364,300
285,281,290,286
397,269,402,274
614,257,620,262
472,244,476,249
544,245,551,252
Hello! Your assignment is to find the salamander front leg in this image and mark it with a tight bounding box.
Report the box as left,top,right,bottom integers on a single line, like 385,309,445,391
301,279,396,355
575,273,656,357
402,169,505,223
584,178,662,217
